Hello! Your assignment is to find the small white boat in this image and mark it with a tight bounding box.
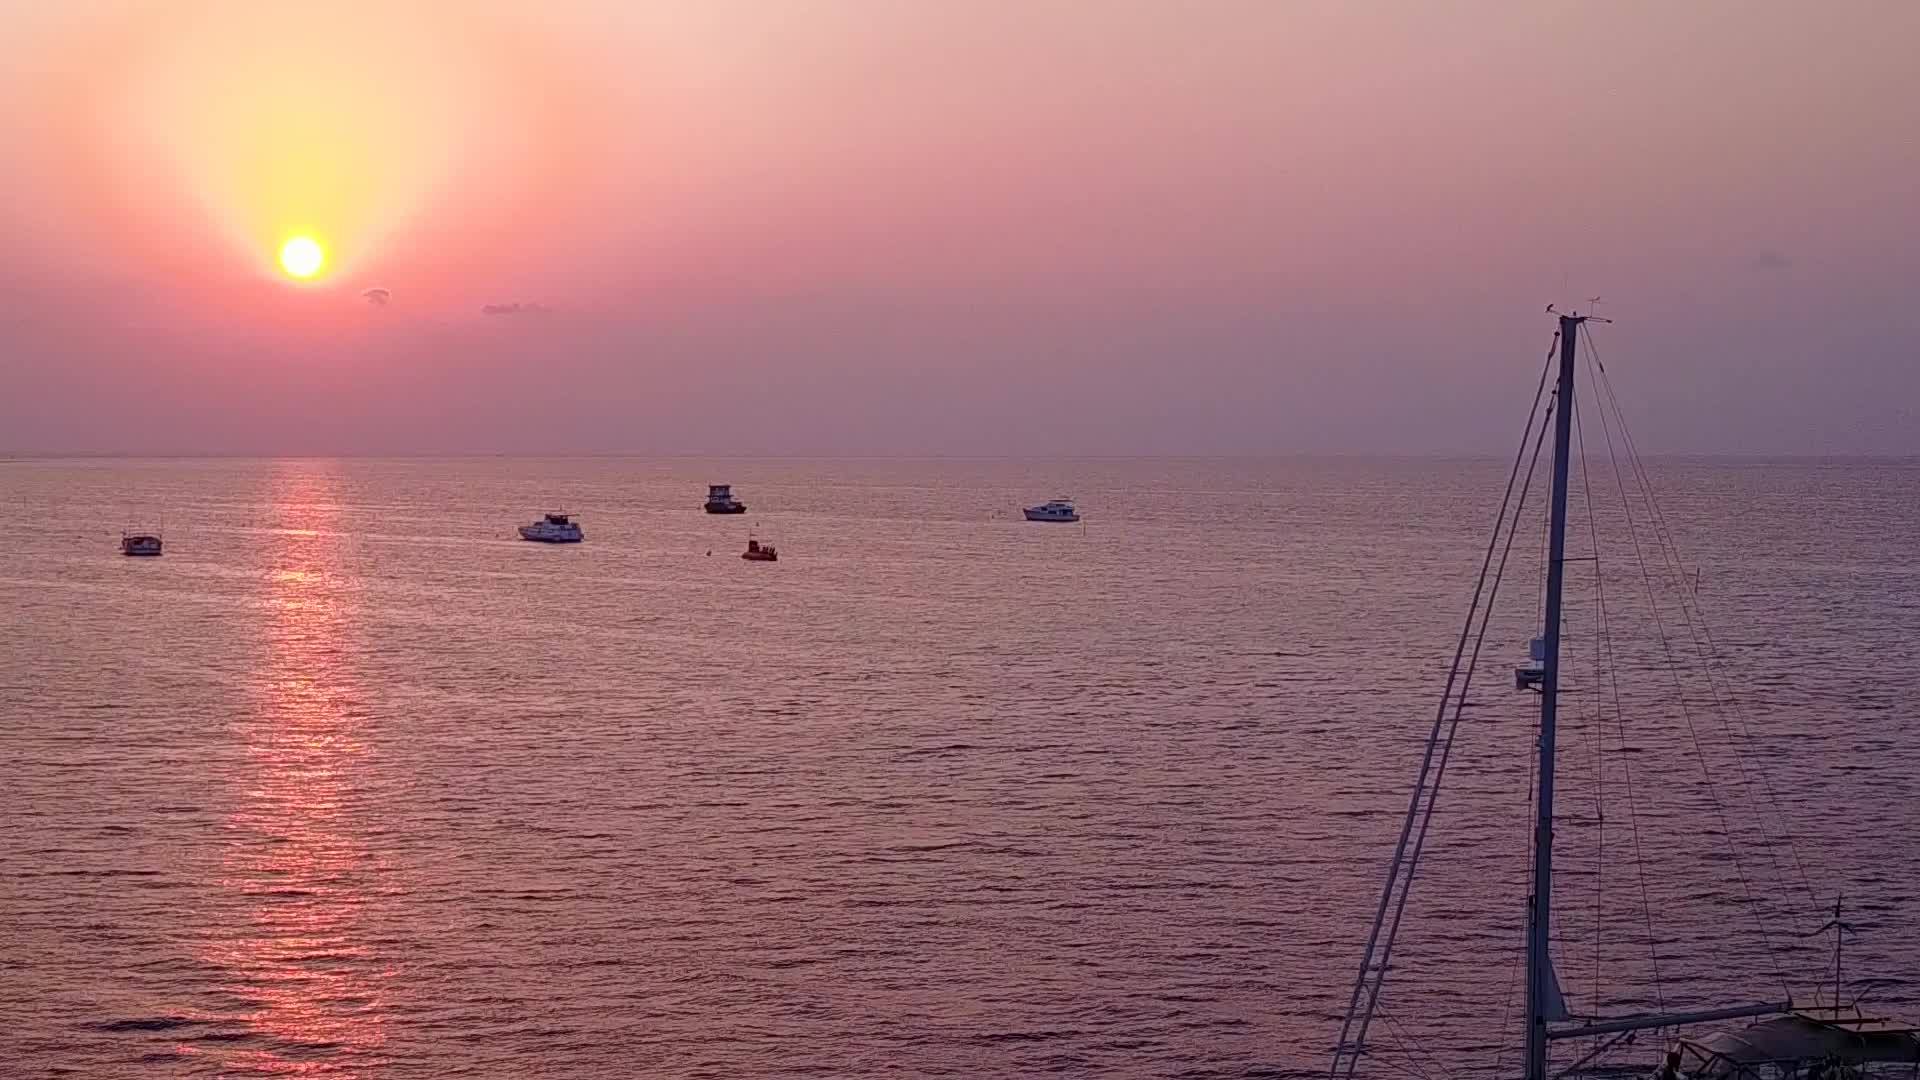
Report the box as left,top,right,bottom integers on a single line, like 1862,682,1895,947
121,532,163,557
1022,498,1079,523
704,484,747,514
518,513,583,543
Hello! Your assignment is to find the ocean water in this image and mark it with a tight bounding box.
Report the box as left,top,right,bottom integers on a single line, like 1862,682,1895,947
2,456,1917,1079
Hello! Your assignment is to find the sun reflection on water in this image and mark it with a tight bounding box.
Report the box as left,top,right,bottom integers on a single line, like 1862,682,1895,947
205,463,391,1074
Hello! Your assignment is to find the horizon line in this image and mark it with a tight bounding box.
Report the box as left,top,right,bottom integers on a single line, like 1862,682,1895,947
6,450,1919,464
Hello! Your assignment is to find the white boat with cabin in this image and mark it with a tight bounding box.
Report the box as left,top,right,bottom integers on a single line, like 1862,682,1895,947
518,513,583,543
1022,498,1079,523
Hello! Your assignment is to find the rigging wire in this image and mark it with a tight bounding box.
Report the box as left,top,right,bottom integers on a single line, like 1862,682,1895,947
1580,348,1667,1016
1547,591,1640,1070
1369,1039,1442,1080
1578,326,1793,1000
1493,648,1545,1078
1491,917,1527,1075
1599,443,1802,903
1584,326,1821,924
1377,1006,1456,1080
1346,380,1558,1079
1583,325,1823,924
1573,397,1608,1041
1494,493,1555,1078
1331,335,1559,1080
1539,471,1551,628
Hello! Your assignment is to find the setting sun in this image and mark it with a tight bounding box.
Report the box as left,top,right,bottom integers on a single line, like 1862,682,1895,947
279,236,325,279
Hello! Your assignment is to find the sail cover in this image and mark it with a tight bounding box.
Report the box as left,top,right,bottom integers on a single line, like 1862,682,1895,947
1684,1015,1920,1074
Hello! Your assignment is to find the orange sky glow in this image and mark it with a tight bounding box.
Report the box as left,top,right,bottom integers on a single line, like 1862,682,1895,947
14,4,612,305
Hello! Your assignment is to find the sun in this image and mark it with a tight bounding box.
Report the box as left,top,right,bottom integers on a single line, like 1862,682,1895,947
279,236,326,279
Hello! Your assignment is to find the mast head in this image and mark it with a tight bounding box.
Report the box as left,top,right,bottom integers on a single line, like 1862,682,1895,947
1545,303,1611,325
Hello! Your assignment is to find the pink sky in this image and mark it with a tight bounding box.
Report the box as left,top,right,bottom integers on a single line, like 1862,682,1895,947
2,1,1916,455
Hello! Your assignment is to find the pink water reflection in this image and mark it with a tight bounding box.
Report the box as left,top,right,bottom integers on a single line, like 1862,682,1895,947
205,462,391,1075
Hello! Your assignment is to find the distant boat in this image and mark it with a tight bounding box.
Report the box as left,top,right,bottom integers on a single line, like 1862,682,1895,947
121,532,163,557
518,513,583,543
1022,498,1079,523
704,484,748,514
742,537,778,561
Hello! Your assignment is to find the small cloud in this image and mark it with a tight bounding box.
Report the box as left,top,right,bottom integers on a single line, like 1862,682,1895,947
361,288,391,306
481,301,550,316
1750,250,1791,271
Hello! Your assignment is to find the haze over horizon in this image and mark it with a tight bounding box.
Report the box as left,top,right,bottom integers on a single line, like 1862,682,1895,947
3,2,1916,457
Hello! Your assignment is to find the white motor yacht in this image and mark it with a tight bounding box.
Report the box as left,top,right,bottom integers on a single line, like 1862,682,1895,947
1022,498,1079,523
518,513,583,543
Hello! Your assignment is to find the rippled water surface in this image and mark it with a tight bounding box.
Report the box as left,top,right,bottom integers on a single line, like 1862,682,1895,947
4,457,1917,1078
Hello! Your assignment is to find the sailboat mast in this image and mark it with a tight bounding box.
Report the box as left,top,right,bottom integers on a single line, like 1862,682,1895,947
1525,314,1583,1080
